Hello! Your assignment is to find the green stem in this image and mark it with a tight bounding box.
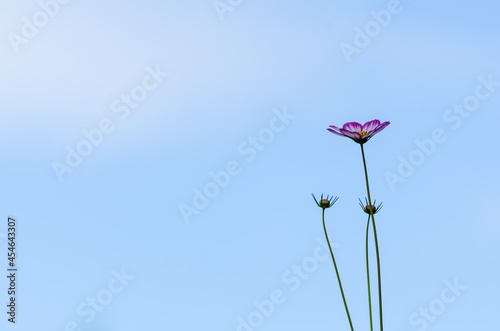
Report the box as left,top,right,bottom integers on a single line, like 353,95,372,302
366,215,373,331
322,209,354,331
360,143,383,331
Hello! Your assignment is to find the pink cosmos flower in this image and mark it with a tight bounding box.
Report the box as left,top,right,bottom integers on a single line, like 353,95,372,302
327,120,390,144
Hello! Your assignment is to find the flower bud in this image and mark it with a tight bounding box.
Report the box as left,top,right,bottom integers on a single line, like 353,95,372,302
319,199,331,208
358,198,383,215
312,194,339,209
363,204,377,215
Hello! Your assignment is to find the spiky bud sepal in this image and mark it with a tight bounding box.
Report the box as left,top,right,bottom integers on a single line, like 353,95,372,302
358,197,383,215
312,193,339,209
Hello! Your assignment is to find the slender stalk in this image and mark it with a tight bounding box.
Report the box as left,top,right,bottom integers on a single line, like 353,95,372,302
366,215,373,331
360,143,383,331
322,209,354,331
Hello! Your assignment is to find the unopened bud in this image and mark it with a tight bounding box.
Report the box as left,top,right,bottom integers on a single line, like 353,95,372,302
319,199,331,208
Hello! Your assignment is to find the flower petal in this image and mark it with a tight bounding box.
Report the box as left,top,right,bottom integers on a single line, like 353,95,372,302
366,121,390,138
339,128,362,140
362,120,381,133
342,122,362,133
328,125,342,132
327,126,344,136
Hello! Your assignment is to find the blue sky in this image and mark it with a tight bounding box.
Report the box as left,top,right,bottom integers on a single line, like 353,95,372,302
1,0,499,330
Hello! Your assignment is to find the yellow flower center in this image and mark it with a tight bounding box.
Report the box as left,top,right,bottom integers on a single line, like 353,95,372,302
357,131,367,136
